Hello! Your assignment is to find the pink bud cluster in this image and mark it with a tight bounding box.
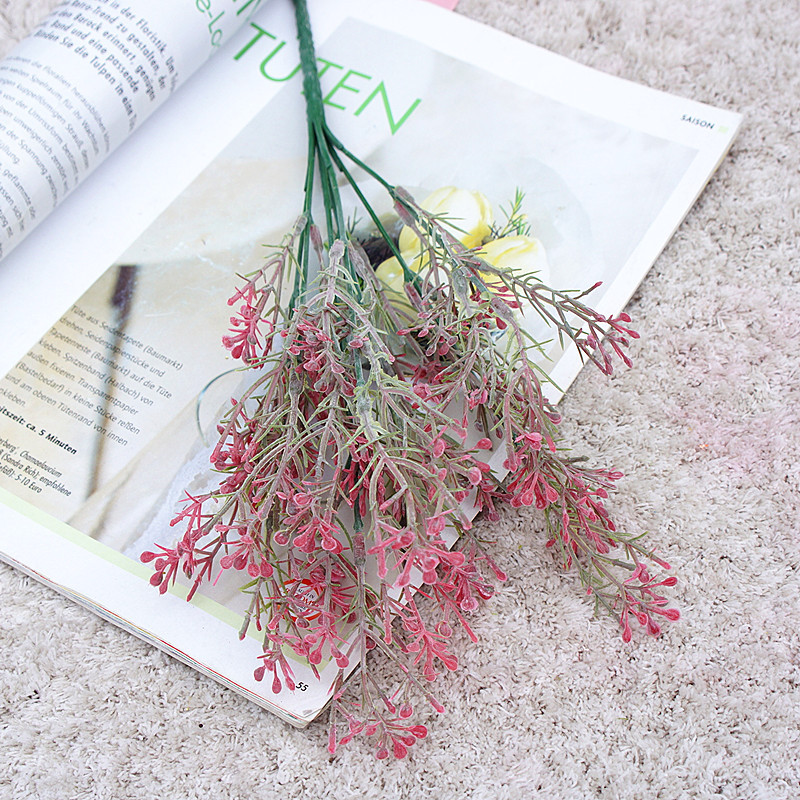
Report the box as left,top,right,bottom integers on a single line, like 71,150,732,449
141,198,678,759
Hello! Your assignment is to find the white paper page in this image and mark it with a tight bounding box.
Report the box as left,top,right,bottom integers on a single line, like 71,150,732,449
0,0,265,262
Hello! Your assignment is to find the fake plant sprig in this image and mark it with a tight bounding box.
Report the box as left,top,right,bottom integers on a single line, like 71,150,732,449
141,0,679,759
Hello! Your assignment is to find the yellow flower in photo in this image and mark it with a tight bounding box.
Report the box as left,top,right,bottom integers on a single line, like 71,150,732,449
398,186,493,253
375,254,408,295
477,233,549,288
374,252,425,311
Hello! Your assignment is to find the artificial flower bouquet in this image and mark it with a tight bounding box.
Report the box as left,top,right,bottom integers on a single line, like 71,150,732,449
141,0,678,758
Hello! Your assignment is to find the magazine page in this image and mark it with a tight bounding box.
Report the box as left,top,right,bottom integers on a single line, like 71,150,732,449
0,0,741,724
0,0,266,263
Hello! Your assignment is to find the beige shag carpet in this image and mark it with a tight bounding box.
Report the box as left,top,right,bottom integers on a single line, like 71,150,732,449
1,0,798,798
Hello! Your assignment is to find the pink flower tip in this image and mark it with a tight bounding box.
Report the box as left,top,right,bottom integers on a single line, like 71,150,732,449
428,696,445,713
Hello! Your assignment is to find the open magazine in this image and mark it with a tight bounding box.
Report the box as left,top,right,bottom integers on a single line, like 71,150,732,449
0,0,741,726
